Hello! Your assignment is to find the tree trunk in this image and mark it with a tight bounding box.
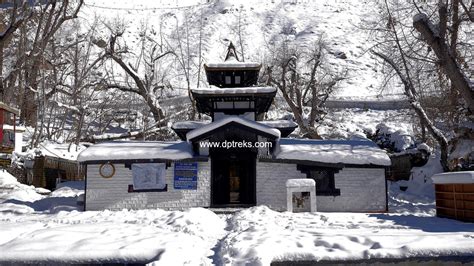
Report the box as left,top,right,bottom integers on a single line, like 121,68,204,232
413,13,474,115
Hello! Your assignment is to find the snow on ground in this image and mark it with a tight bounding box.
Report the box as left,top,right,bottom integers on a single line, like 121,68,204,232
0,171,82,214
1,164,474,264
54,181,86,198
0,171,226,264
219,206,474,265
0,208,226,265
0,170,47,213
388,153,444,217
213,158,470,265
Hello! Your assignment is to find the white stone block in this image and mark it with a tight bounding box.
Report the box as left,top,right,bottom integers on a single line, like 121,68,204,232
286,178,316,213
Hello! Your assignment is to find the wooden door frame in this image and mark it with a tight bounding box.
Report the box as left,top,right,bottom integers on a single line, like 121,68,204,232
210,151,256,207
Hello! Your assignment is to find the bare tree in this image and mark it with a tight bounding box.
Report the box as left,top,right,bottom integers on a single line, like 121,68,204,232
164,9,208,120
196,7,205,88
50,20,107,147
166,12,195,119
0,1,31,102
0,1,31,45
2,0,84,127
99,21,173,129
264,38,344,139
228,5,248,62
412,0,474,116
369,0,473,170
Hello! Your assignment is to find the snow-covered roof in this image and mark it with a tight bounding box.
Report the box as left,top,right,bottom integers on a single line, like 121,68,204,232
35,143,86,161
274,138,391,166
172,121,210,130
205,61,261,69
286,178,316,188
172,120,297,130
431,171,474,184
2,125,26,132
0,101,20,115
259,120,297,128
191,87,276,95
186,117,281,141
78,141,194,162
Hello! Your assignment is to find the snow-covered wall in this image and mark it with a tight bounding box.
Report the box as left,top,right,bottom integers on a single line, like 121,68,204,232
256,162,387,212
85,162,210,211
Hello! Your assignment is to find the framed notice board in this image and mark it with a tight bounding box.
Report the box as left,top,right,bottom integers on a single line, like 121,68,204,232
174,162,198,190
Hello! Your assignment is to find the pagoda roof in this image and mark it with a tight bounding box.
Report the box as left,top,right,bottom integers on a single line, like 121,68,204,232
204,42,261,70
225,42,240,61
172,119,297,140
173,119,297,130
191,87,276,116
186,116,280,142
204,61,261,70
191,86,276,95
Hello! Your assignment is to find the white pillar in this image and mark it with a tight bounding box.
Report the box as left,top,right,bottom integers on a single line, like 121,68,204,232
14,132,23,153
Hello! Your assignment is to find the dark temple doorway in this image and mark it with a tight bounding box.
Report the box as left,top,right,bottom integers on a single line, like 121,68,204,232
211,152,256,206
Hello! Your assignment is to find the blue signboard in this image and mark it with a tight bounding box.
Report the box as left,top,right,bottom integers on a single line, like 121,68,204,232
174,162,198,190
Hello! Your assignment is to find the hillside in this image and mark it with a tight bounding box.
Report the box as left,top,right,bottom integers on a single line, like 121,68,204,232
81,0,398,98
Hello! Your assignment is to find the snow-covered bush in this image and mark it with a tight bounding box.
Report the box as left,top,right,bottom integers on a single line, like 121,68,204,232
372,123,415,153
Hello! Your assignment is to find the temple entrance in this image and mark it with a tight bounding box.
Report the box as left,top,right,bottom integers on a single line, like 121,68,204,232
211,152,256,206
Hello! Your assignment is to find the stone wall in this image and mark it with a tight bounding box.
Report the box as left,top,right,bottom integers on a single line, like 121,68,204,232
85,162,210,211
85,160,387,212
256,162,387,212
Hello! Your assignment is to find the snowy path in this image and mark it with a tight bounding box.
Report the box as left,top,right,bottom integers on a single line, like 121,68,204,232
1,171,474,265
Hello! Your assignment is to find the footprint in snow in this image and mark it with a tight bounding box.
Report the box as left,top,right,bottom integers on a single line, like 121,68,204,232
370,242,383,249
348,236,360,243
